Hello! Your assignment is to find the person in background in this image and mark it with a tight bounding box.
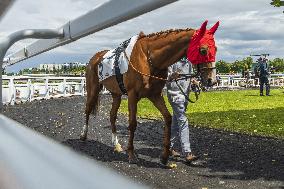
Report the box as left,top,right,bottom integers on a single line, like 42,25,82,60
257,57,270,96
166,56,198,164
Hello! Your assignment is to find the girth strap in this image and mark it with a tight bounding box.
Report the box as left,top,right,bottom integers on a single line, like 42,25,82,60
114,62,127,94
112,38,131,95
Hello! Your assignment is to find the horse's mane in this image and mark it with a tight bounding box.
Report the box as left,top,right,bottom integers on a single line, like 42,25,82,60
138,28,194,40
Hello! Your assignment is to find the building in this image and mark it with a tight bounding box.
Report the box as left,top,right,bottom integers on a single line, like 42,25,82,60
39,64,63,71
38,62,86,71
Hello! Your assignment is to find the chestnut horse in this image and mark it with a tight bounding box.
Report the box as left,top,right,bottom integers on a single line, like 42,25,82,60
81,20,219,165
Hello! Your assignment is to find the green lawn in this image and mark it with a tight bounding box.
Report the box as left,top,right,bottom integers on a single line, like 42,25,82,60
119,89,284,139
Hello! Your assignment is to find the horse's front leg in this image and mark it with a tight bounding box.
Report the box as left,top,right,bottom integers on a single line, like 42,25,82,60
110,94,123,152
148,95,172,165
127,91,138,163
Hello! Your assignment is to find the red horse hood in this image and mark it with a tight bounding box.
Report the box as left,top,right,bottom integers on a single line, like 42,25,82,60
187,20,220,65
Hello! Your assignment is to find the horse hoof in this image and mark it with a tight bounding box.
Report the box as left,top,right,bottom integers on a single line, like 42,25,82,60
128,158,138,164
80,134,87,141
160,157,168,166
128,153,139,164
114,144,123,153
167,163,177,169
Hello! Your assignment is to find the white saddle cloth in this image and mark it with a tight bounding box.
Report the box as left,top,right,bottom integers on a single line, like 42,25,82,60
98,35,139,82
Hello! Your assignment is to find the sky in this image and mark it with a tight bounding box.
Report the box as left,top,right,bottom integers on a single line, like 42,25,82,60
0,0,283,73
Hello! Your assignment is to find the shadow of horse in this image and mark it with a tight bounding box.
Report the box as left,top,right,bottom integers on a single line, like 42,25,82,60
62,139,163,168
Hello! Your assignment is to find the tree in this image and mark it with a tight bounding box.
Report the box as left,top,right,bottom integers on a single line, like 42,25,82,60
216,60,231,74
231,60,243,73
269,58,284,72
270,0,284,7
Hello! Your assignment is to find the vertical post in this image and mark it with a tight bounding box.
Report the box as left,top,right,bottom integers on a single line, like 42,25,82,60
9,78,15,105
28,79,33,102
81,78,85,96
45,78,49,99
63,78,67,97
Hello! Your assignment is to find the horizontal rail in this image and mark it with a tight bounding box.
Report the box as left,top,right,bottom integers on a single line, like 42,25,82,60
4,0,178,66
0,115,147,189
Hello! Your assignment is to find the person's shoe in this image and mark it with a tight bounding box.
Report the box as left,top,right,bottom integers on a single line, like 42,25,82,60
185,152,198,163
260,93,264,96
170,149,181,157
266,94,271,96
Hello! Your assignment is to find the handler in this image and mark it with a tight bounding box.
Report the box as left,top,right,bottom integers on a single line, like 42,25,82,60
166,56,198,163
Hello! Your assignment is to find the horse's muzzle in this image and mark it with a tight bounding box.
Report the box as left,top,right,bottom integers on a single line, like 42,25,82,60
207,78,217,87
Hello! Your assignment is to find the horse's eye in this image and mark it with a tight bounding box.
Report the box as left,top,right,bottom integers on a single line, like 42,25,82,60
199,47,208,55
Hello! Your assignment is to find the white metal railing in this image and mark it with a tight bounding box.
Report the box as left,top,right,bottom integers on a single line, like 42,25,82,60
2,75,85,105
0,115,147,189
2,75,284,105
215,76,284,89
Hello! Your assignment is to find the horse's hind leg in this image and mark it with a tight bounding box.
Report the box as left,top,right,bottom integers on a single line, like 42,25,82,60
80,97,93,140
127,91,138,163
110,94,123,152
148,95,172,165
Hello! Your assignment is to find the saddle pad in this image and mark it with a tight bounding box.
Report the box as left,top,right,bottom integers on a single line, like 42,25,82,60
98,35,139,82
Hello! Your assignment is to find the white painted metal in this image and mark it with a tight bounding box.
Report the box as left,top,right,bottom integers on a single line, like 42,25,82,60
0,115,148,189
4,0,178,66
2,76,86,104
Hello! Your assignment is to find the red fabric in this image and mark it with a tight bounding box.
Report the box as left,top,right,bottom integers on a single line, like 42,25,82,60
187,21,219,65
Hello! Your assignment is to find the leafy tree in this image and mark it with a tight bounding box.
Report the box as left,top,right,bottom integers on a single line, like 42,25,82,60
216,60,231,74
269,58,284,72
270,0,284,7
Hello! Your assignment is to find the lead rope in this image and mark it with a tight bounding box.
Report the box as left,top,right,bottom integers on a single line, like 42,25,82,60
174,78,200,103
123,51,168,81
123,50,200,103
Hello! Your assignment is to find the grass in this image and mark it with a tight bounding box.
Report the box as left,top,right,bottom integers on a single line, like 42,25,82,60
119,89,284,139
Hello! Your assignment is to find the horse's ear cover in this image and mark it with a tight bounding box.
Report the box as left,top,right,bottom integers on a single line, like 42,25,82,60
187,20,220,64
195,20,208,41
208,21,220,35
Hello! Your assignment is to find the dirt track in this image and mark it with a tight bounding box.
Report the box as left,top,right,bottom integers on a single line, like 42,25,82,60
3,95,284,189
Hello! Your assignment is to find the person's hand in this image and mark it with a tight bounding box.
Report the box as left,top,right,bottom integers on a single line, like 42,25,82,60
191,78,199,85
169,72,180,81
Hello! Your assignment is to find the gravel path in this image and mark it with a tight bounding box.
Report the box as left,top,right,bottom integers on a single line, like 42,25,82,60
3,95,284,189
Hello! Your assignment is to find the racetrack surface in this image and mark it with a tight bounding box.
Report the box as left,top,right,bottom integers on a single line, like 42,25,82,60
3,96,284,189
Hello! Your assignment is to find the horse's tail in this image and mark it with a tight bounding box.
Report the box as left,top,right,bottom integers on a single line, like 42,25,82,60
85,51,106,125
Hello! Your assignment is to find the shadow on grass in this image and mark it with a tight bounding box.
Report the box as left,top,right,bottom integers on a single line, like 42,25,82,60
244,94,261,96
189,107,284,139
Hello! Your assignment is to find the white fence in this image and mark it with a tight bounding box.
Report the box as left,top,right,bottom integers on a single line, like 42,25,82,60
1,75,114,105
2,75,284,105
216,77,284,89
2,75,85,105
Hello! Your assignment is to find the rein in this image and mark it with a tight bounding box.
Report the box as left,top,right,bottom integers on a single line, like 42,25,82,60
124,50,201,103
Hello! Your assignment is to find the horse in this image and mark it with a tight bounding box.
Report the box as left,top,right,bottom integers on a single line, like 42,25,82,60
81,20,219,165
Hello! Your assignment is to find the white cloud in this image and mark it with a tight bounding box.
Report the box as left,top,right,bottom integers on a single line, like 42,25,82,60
0,0,283,72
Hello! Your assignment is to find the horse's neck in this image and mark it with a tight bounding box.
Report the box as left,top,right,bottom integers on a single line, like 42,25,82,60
148,30,194,69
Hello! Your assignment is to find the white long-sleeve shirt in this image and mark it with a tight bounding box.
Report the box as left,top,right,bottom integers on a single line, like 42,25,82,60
166,59,192,103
